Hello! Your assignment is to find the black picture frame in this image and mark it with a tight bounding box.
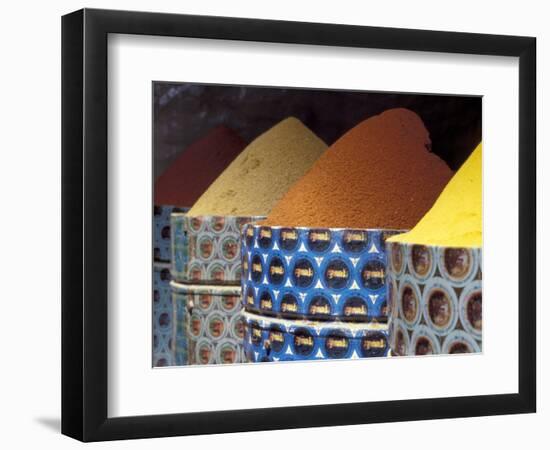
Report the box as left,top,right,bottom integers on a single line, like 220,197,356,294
61,8,536,442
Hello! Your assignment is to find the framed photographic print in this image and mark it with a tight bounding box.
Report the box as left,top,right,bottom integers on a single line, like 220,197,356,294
61,8,536,442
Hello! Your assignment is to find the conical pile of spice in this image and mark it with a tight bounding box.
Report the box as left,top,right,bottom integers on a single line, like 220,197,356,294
388,143,482,247
187,117,327,216
262,108,453,229
154,126,246,207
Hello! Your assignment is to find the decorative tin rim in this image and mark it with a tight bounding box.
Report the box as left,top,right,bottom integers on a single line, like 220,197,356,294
422,277,459,336
441,329,481,354
390,318,410,357
398,274,423,330
407,243,437,282
194,338,215,365
437,246,479,287
409,324,442,356
215,338,241,364
204,311,228,341
458,280,483,340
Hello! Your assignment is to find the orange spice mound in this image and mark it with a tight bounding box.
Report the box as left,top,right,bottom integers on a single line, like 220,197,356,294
262,108,453,229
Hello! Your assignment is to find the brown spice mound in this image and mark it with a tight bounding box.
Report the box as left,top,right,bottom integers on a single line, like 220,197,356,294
154,126,246,206
262,108,453,229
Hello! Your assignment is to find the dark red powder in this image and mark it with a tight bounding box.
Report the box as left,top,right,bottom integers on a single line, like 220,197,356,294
154,126,246,206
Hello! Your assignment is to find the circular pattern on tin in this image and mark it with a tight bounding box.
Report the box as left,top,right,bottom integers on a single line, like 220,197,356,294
459,280,482,340
321,256,352,291
187,311,205,341
258,289,275,314
204,311,228,341
216,339,240,364
195,338,214,365
219,234,240,262
291,254,318,290
277,290,301,317
358,254,387,291
359,330,389,358
323,329,353,359
278,227,301,253
267,252,287,286
340,291,370,321
398,275,422,330
243,224,255,248
248,320,264,348
188,216,205,234
442,330,481,354
410,325,441,356
305,289,334,319
408,244,437,282
267,323,288,355
161,224,171,240
341,229,369,254
389,242,406,277
437,246,479,287
243,285,256,309
306,228,333,254
220,292,241,314
250,252,264,285
422,277,459,336
155,309,172,333
187,261,206,283
229,313,246,340
291,327,318,357
153,352,173,367
210,216,227,234
391,318,410,357
257,226,274,249
207,260,228,284
159,267,171,282
196,292,216,313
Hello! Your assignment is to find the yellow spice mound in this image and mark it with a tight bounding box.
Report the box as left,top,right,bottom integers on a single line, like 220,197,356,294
187,117,327,216
388,143,482,247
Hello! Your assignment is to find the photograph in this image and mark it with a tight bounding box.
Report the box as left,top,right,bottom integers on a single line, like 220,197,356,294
151,83,483,367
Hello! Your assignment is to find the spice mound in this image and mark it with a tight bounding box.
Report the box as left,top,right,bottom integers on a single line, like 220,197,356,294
154,126,246,206
262,108,453,229
388,143,482,247
187,117,327,216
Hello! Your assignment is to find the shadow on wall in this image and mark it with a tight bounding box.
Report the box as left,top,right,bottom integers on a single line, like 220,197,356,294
154,82,482,179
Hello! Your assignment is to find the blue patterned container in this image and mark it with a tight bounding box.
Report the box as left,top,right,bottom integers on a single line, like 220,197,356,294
243,312,389,362
241,224,403,322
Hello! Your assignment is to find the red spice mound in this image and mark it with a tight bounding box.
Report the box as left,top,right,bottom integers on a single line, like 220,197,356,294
262,108,453,229
154,126,246,206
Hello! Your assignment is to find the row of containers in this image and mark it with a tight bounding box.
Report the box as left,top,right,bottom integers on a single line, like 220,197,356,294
153,209,482,367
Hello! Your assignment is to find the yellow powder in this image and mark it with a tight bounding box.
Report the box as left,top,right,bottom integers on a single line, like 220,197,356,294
187,117,327,216
388,143,482,247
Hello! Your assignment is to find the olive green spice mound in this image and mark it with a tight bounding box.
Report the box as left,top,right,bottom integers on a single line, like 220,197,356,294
187,117,327,216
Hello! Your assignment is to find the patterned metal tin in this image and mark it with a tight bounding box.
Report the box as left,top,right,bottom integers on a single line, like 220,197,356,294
171,214,264,285
243,311,389,362
153,262,175,366
154,205,189,262
240,224,403,322
171,282,245,365
387,241,482,356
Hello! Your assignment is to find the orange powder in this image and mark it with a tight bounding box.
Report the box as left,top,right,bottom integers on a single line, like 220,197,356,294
262,108,453,229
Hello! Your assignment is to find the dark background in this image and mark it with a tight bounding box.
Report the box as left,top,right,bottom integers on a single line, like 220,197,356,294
153,82,482,180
